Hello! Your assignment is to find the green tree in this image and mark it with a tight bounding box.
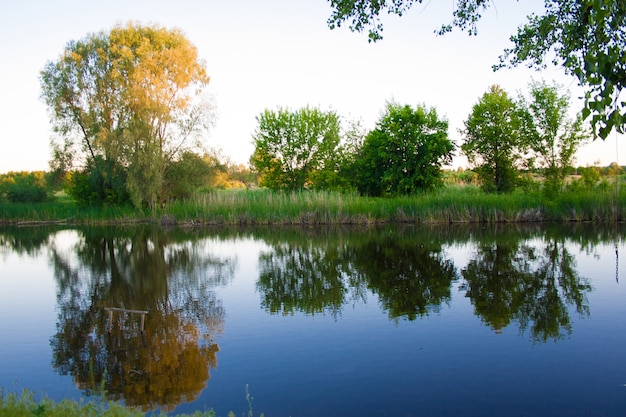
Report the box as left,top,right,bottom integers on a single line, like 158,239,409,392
325,0,626,139
250,106,341,191
355,102,453,196
40,22,213,209
461,85,524,193
518,80,589,195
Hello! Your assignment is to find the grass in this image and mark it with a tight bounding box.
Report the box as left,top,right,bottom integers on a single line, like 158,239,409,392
1,185,625,226
0,196,148,225
0,389,217,417
0,388,268,417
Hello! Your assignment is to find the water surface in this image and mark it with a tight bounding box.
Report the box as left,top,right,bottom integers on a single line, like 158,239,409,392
1,224,625,416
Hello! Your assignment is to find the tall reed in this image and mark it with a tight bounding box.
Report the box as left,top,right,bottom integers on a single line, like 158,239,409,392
0,201,146,225
2,186,625,225
162,186,626,225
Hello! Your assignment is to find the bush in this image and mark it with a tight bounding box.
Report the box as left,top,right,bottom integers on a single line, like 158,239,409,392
0,172,49,203
66,158,130,206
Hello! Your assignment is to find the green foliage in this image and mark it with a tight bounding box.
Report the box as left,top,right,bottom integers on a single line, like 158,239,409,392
327,0,420,41
0,389,142,417
568,165,601,191
250,106,342,191
125,122,165,211
497,0,626,139
355,102,453,196
461,85,524,193
0,171,49,203
325,0,626,139
48,139,75,191
443,169,479,186
2,185,626,225
309,120,365,192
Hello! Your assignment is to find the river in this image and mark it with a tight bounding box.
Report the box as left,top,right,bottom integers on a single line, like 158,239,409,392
1,223,625,416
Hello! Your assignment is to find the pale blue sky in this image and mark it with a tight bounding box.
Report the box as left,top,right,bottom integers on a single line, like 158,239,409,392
0,0,623,172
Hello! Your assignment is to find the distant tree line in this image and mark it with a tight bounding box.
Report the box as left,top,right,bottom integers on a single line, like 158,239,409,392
0,171,49,203
250,81,596,197
0,155,255,204
27,21,620,207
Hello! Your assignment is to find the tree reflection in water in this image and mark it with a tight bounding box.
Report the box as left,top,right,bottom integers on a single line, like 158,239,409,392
48,227,233,412
255,225,593,338
461,235,592,342
349,233,458,320
257,241,362,317
256,227,460,319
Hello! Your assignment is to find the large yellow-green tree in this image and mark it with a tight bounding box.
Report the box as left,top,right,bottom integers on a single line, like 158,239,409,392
40,22,212,208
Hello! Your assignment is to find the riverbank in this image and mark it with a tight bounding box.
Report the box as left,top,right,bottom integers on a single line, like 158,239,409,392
1,186,624,226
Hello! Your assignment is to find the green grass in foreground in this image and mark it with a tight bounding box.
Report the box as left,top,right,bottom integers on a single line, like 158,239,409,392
1,186,625,225
0,389,198,417
0,388,265,417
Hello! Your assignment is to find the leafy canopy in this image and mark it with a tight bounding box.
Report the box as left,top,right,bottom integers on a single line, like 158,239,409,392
326,0,626,139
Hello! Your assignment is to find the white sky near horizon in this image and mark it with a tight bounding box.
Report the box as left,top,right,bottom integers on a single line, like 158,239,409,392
0,0,623,173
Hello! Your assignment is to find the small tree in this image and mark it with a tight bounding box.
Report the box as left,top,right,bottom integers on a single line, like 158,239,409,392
461,85,525,193
355,102,454,196
518,80,589,196
250,107,341,191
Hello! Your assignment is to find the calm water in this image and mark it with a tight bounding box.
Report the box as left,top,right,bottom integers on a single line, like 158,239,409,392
1,224,626,416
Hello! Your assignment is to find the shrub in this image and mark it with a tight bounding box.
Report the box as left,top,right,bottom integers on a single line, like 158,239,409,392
0,171,49,203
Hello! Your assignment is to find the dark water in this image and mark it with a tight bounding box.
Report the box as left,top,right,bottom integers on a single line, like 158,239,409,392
1,224,626,417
